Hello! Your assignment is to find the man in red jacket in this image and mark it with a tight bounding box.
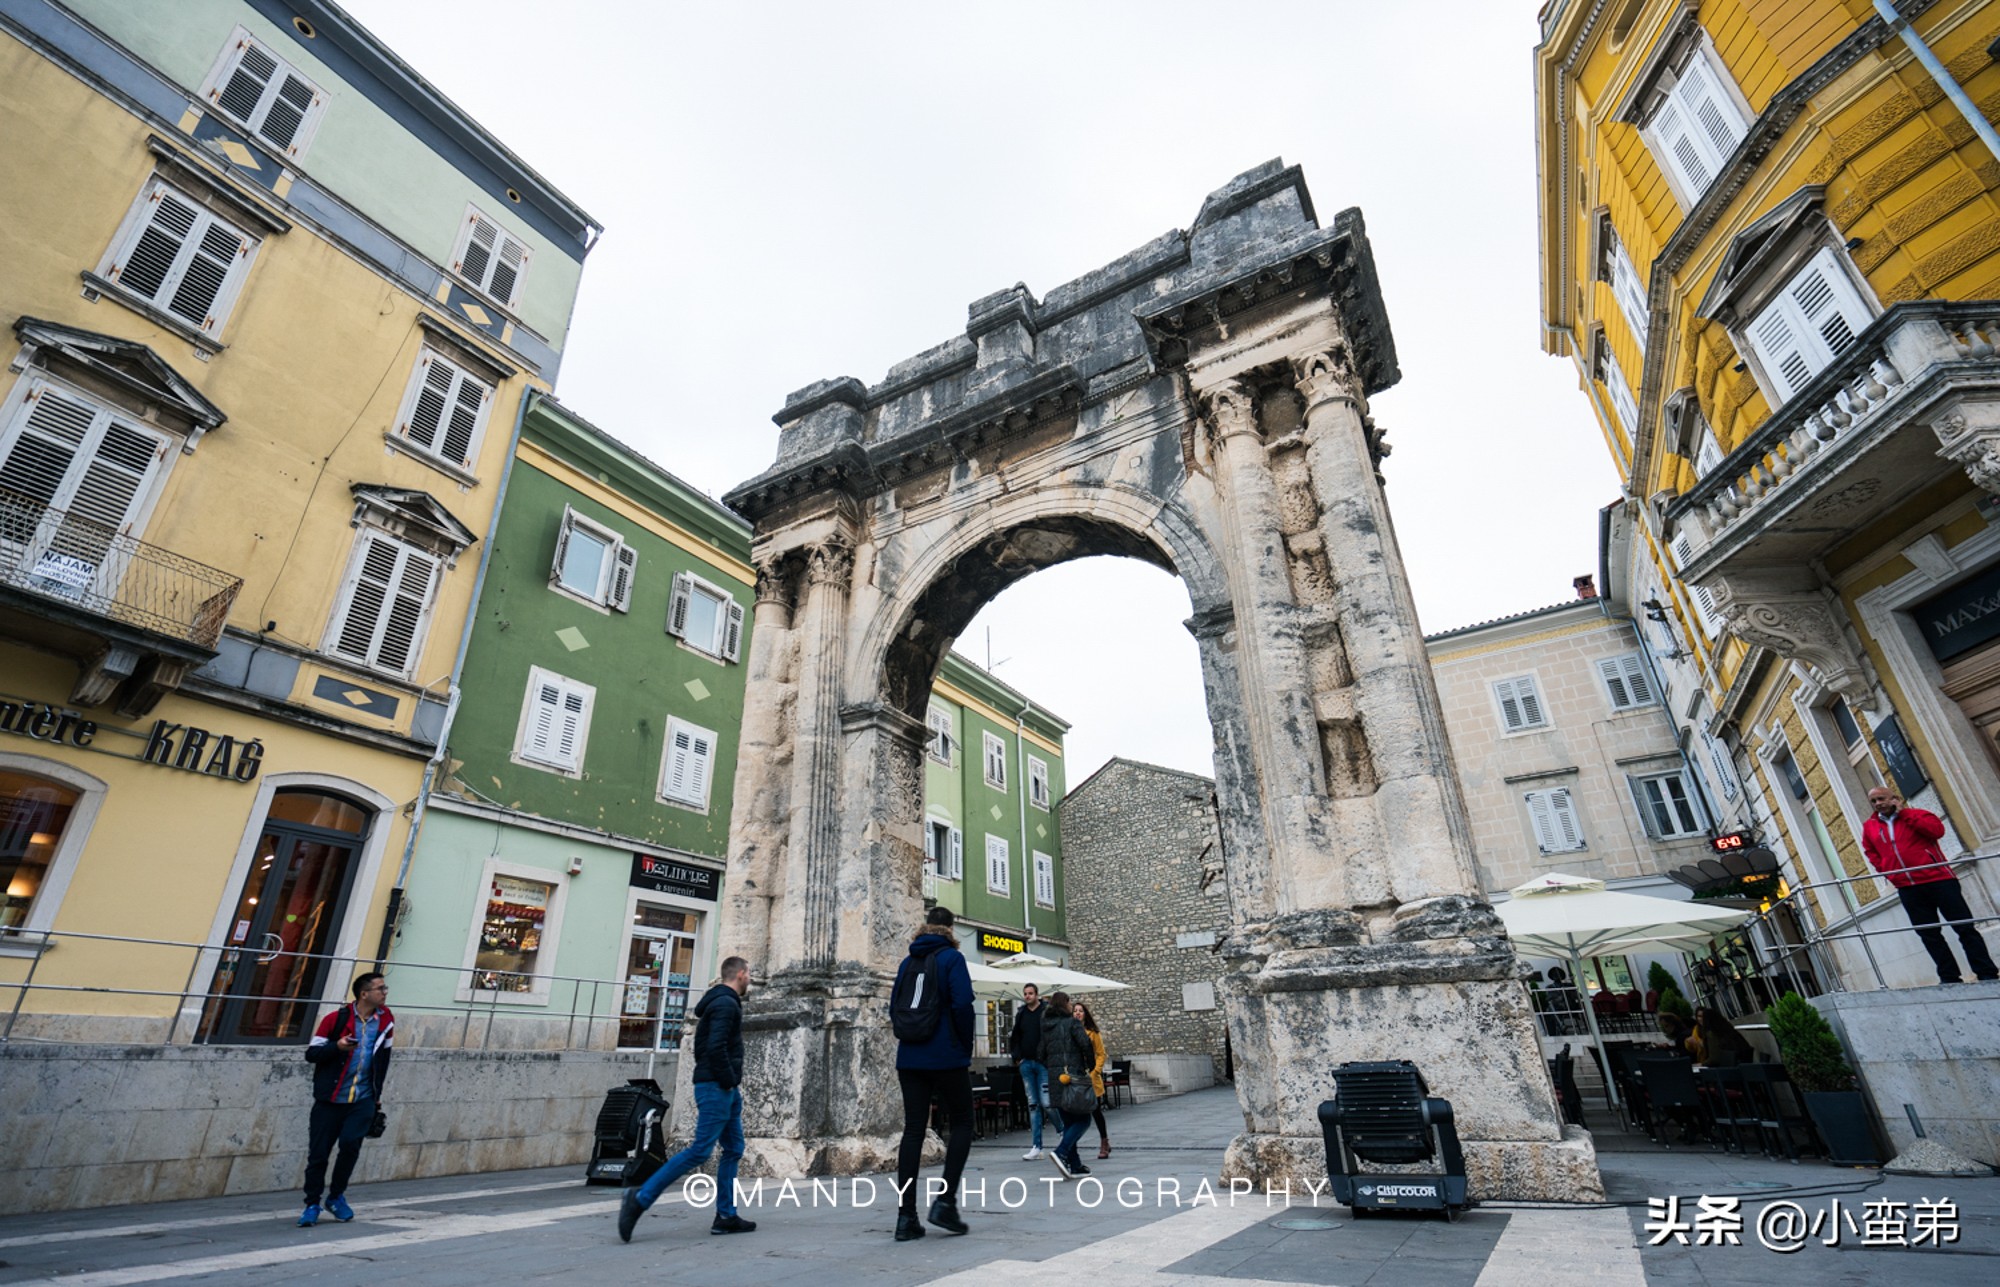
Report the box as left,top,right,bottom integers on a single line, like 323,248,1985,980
1862,788,1998,984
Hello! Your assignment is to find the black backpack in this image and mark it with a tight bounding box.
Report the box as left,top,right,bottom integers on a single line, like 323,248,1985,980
890,951,946,1043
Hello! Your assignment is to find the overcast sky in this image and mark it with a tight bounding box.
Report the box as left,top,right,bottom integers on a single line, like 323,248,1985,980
344,0,1621,783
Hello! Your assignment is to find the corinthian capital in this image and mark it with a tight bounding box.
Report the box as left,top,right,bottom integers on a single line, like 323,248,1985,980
755,556,798,609
1199,381,1259,445
1293,340,1364,412
1710,573,1876,711
807,534,855,587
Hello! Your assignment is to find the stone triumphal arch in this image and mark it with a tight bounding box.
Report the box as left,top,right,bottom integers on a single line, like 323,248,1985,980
718,162,1600,1198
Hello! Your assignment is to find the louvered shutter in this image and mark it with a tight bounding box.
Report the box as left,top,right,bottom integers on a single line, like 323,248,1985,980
686,728,713,805
398,350,491,468
949,828,964,879
1549,788,1583,850
489,235,529,308
330,534,439,676
721,598,745,660
373,544,438,675
457,213,495,288
213,39,275,124
1652,99,1712,197
1603,347,1638,433
332,535,399,663
666,572,691,638
455,211,531,306
1746,247,1872,403
1608,239,1648,353
1669,535,1721,634
1706,734,1740,800
1495,677,1546,732
1527,791,1561,852
663,726,694,801
0,383,168,593
1695,427,1725,475
1034,852,1055,906
1677,59,1744,161
609,544,637,613
525,677,562,763
924,823,938,865
1629,776,1666,838
661,719,717,807
257,70,316,153
210,36,322,155
111,183,254,336
1599,654,1654,710
986,836,1010,894
549,508,575,583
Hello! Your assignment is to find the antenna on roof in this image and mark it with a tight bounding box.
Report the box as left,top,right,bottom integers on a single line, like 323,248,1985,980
986,626,1010,673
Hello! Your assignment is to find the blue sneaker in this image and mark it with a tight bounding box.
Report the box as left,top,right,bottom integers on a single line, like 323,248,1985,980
326,1195,354,1222
298,1203,320,1227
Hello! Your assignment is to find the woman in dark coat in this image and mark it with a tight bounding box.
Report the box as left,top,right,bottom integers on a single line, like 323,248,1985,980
1037,991,1097,1179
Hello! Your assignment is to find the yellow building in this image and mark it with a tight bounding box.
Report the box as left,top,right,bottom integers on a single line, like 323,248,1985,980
0,0,596,1042
1537,0,2000,989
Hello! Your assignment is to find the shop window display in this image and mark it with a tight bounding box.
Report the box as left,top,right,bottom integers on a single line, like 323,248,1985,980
1,770,79,929
473,874,554,992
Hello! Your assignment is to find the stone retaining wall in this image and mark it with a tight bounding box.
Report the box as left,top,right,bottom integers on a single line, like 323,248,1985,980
0,1043,671,1214
1812,982,2000,1166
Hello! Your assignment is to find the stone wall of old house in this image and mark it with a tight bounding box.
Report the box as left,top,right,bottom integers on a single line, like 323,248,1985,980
1060,758,1230,1078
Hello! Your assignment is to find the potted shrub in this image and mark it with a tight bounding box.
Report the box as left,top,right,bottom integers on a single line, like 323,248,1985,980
1766,992,1882,1165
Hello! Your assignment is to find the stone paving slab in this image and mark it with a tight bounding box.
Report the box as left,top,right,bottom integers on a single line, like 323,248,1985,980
0,1085,1993,1286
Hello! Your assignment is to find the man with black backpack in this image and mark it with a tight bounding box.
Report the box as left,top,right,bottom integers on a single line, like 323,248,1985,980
889,905,975,1242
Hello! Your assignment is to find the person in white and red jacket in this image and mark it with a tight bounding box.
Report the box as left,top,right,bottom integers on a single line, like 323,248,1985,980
298,973,394,1226
1861,788,1998,984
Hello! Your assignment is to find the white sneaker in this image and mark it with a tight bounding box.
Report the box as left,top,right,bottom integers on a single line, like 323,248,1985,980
1021,1147,1043,1160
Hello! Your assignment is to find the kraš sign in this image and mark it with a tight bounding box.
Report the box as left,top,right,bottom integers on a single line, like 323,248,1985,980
142,720,263,781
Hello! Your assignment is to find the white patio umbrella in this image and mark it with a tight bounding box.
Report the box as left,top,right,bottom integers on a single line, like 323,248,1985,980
976,952,1131,1000
1497,872,1753,1110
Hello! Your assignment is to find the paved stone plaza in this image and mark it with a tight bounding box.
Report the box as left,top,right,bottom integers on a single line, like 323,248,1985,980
0,1086,1991,1286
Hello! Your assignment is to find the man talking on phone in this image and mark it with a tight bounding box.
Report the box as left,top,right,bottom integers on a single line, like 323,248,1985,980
299,973,394,1226
1862,787,1999,984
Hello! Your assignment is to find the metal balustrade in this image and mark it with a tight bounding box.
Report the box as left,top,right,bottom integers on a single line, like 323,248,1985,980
0,487,241,648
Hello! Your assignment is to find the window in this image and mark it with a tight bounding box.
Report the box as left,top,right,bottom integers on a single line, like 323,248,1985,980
1598,653,1657,711
985,834,1011,894
926,705,955,765
1033,850,1055,908
1743,247,1873,403
99,178,259,339
1668,533,1721,636
1602,344,1638,434
1705,733,1741,801
1526,787,1585,853
450,206,531,309
1637,36,1748,206
325,531,442,678
983,731,1008,788
1493,675,1549,733
667,571,744,661
1027,755,1050,810
0,378,171,596
1694,423,1725,476
1630,771,1705,839
456,859,569,1004
202,29,326,158
550,507,635,612
0,769,82,931
391,348,492,472
659,717,718,811
514,667,594,775
1605,230,1648,355
925,818,963,879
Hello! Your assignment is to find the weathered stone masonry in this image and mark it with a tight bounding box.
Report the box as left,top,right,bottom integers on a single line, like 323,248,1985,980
1061,758,1230,1076
717,161,1602,1198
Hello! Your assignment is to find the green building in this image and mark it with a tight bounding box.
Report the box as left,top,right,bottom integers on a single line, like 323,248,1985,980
389,392,752,1050
921,653,1069,1050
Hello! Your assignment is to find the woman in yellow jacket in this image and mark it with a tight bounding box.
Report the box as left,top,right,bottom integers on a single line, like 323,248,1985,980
1073,1001,1111,1159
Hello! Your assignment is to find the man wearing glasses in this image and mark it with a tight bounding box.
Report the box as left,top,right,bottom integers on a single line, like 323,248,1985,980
300,973,395,1226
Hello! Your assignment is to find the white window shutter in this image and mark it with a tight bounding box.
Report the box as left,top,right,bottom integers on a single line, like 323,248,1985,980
1669,534,1722,634
550,507,576,583
213,38,274,124
1604,347,1639,433
209,34,324,157
1788,246,1871,359
112,184,256,336
721,597,745,660
687,729,713,805
986,835,1010,894
1629,776,1665,839
1550,788,1584,850
1496,676,1546,731
332,535,399,663
924,823,938,865
458,212,495,287
330,534,439,676
1600,654,1653,709
1678,58,1746,161
1706,734,1740,800
1652,99,1712,197
661,719,717,808
1609,238,1648,354
949,828,964,879
1695,426,1725,475
1598,658,1633,709
375,545,439,675
1527,791,1560,852
666,572,691,638
527,678,562,762
490,234,529,308
1034,852,1054,906
609,544,637,613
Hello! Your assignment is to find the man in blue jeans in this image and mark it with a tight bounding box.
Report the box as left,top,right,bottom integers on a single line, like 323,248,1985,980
618,956,758,1241
1007,982,1052,1159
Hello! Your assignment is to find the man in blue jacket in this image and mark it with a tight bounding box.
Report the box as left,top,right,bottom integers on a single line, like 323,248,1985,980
618,956,758,1242
890,905,976,1242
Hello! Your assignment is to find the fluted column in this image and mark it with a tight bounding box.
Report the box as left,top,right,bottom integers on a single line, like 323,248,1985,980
721,555,801,966
786,534,853,973
1199,380,1321,918
1294,345,1481,904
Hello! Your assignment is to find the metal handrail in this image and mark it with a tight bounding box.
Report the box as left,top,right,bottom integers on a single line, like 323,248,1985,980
0,487,241,648
0,926,697,1051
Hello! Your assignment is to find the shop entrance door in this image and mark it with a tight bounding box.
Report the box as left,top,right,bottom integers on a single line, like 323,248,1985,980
198,790,370,1044
618,904,698,1050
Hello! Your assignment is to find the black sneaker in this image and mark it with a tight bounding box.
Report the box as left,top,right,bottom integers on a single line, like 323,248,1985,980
617,1190,643,1243
711,1213,757,1235
927,1197,968,1235
894,1211,926,1241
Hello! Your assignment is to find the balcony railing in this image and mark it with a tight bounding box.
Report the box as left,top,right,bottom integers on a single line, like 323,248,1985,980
0,488,240,648
1671,302,2000,566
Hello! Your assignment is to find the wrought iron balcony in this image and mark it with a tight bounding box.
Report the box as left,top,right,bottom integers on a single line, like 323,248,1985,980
0,487,241,714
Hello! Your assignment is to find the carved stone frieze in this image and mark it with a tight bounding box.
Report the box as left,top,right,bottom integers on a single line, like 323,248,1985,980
1930,406,2000,496
1710,573,1877,711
